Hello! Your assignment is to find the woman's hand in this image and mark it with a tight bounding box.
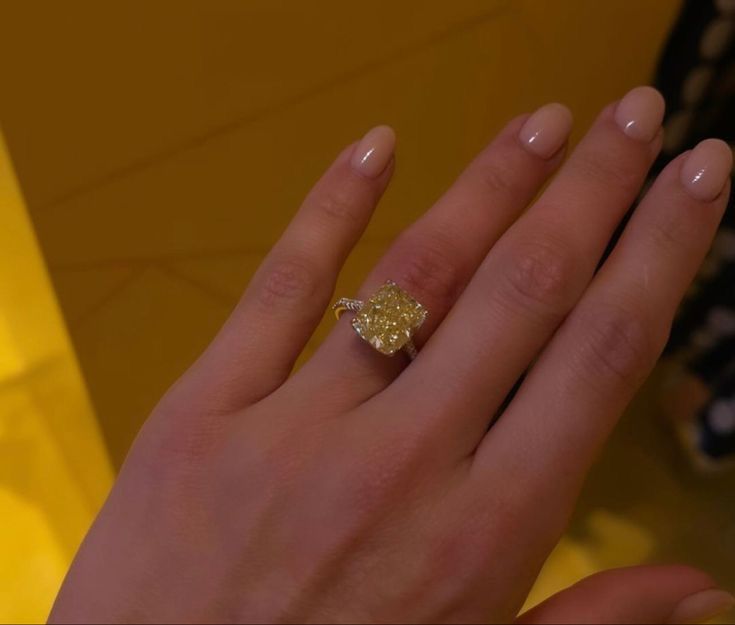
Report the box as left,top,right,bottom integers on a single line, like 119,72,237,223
50,87,734,624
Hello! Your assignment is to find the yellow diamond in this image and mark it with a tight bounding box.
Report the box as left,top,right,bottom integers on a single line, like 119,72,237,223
352,281,427,355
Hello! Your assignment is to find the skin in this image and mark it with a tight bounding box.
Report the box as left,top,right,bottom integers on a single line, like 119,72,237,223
50,91,731,624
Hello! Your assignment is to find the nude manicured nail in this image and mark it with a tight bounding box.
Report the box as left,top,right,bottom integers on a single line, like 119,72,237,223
350,125,396,178
667,589,735,624
614,86,665,142
519,103,573,159
680,138,733,201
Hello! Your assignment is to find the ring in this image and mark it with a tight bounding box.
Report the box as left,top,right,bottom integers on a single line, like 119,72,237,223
332,280,427,359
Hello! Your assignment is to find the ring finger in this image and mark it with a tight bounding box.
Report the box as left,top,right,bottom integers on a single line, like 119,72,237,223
296,103,573,406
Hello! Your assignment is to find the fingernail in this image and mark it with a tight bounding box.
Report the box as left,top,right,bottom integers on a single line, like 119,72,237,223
614,85,666,142
680,138,733,201
667,589,735,624
518,103,573,159
350,125,396,178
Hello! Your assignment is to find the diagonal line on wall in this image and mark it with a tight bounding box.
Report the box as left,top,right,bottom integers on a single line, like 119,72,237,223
49,247,268,272
157,262,242,308
36,2,512,215
64,266,149,330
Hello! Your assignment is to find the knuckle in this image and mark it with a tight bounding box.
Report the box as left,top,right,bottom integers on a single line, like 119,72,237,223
574,150,640,190
429,493,533,588
576,301,665,387
498,237,574,317
132,411,225,489
334,457,403,523
645,208,692,251
339,422,434,514
428,529,485,589
314,182,359,222
393,233,462,310
256,255,322,312
477,161,518,197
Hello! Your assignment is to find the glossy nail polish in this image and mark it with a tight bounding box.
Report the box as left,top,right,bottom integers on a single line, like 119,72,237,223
350,125,396,178
680,138,733,201
519,103,573,159
614,86,665,142
667,589,735,624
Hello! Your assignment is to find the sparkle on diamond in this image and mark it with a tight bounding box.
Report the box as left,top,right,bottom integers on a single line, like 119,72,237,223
352,281,427,355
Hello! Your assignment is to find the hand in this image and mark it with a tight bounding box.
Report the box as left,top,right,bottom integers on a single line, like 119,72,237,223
50,87,734,624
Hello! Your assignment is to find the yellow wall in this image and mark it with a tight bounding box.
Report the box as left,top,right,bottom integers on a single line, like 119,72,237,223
0,131,112,623
6,1,735,623
0,0,681,464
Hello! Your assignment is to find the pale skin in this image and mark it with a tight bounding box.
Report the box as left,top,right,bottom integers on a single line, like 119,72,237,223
50,87,735,624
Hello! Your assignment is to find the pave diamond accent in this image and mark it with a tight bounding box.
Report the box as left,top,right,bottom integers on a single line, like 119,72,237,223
351,281,427,355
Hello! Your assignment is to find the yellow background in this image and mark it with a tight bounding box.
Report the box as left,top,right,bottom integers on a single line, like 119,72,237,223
0,136,112,621
1,1,734,622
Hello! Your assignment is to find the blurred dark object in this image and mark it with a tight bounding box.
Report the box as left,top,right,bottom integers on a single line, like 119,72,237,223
657,0,735,471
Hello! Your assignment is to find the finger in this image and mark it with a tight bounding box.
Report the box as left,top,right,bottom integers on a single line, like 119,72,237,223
298,104,572,407
475,141,731,534
396,86,665,450
161,127,396,415
517,565,733,624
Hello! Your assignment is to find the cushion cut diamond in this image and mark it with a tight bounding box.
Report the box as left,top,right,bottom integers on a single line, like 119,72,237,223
351,281,427,355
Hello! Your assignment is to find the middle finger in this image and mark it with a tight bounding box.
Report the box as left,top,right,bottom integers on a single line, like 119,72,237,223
393,86,665,453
